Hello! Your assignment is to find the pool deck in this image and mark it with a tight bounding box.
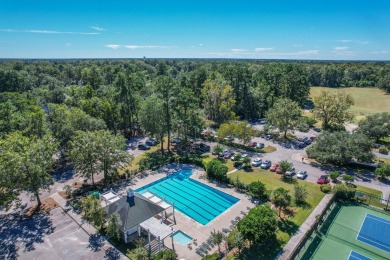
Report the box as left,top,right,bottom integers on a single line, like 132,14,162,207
126,164,255,259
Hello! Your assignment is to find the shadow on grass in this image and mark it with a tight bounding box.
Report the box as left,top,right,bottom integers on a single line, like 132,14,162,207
277,219,300,236
281,176,297,184
296,201,312,210
238,242,283,260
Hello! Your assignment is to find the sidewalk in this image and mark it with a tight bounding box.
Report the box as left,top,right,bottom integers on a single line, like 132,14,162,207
51,192,128,260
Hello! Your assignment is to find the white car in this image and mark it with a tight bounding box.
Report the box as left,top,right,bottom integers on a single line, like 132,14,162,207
297,170,307,179
252,158,262,167
255,143,265,149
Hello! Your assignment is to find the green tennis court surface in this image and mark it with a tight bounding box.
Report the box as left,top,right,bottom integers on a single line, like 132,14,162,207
299,202,390,260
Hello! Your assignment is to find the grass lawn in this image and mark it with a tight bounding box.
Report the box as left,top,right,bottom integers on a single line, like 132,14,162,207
355,185,383,197
310,87,390,117
229,168,325,244
374,157,390,165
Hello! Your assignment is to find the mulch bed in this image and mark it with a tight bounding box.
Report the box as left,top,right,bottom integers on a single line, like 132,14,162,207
24,197,59,217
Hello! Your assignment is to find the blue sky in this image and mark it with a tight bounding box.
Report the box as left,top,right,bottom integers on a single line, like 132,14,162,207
0,0,389,60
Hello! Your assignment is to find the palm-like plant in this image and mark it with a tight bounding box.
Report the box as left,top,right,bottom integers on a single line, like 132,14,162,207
210,229,224,254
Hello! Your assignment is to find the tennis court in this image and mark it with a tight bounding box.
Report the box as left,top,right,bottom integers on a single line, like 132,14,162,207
298,202,390,260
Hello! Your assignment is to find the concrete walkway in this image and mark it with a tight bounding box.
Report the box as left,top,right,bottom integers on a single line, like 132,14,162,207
51,193,128,260
276,193,334,260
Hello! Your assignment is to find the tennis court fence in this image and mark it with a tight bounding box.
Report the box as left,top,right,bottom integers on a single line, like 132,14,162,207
354,191,390,211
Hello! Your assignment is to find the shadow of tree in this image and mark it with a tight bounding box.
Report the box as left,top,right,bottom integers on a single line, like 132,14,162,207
277,219,299,236
88,233,105,252
281,176,297,184
104,247,122,259
296,201,312,210
0,211,54,259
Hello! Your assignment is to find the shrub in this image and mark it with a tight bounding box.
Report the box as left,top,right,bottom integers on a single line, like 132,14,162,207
206,160,228,183
233,161,243,168
375,163,390,180
333,183,356,200
342,174,354,185
202,253,219,260
294,184,308,204
378,146,389,155
248,181,268,200
304,117,318,127
320,184,331,193
329,171,339,182
155,249,178,260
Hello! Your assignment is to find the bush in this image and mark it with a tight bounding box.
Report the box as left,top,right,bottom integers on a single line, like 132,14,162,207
233,161,243,168
304,117,318,127
155,249,178,260
320,184,331,193
378,146,389,155
202,253,219,260
329,171,339,182
206,160,229,183
248,181,268,201
333,183,356,200
375,163,390,180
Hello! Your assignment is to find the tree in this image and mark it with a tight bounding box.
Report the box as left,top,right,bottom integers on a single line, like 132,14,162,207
313,91,354,130
139,95,166,153
375,163,390,180
155,76,178,152
155,249,178,260
342,175,354,185
272,187,292,217
127,247,148,260
357,112,390,142
80,195,107,229
307,131,373,165
278,160,293,176
0,132,57,209
378,74,390,93
231,231,245,255
202,73,236,126
330,171,340,183
217,121,253,144
69,131,100,187
63,185,73,199
237,205,277,249
205,160,228,182
266,98,302,138
294,184,308,205
212,144,224,156
94,130,133,181
210,229,224,254
248,181,267,200
106,212,121,241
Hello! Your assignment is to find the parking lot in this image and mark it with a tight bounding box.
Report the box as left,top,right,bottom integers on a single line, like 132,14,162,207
0,207,113,260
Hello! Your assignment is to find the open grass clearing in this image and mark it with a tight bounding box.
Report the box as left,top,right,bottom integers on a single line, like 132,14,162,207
310,87,390,118
355,185,383,197
229,168,325,243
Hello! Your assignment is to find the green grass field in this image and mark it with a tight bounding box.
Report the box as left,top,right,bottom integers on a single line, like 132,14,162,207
310,87,390,118
299,202,390,260
229,169,325,243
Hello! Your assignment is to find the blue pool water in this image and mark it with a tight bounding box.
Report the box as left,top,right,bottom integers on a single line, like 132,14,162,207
136,169,239,225
172,230,192,245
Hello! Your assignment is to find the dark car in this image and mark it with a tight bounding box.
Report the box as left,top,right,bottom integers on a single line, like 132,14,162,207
145,139,158,146
261,160,271,169
138,143,151,150
171,138,181,144
224,152,234,159
317,175,330,184
199,143,210,152
313,128,322,133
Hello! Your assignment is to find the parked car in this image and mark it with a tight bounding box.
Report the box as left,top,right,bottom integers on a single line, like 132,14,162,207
297,170,307,179
252,158,262,167
270,163,279,172
198,143,210,152
224,152,234,159
261,160,271,169
220,149,230,157
285,168,296,176
224,136,234,141
248,142,257,147
171,138,181,144
145,139,158,146
313,128,322,133
259,119,268,124
275,167,282,174
255,143,265,149
138,143,150,150
265,135,273,140
317,175,330,184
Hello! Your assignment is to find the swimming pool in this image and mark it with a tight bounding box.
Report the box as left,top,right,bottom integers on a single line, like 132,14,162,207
136,169,239,225
172,230,192,245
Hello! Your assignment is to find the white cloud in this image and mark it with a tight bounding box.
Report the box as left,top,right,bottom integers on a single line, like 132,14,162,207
337,39,370,44
371,50,388,54
254,47,274,52
125,45,178,49
90,26,106,31
296,50,319,55
230,48,247,52
334,46,349,51
106,44,121,49
0,29,99,35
